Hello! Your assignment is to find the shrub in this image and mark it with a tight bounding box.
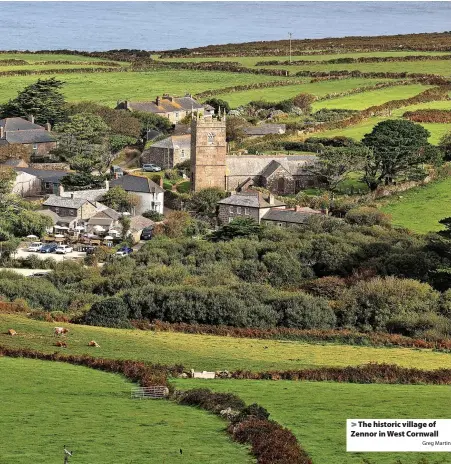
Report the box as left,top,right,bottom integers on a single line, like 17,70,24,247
177,388,246,413
142,210,164,221
83,297,131,328
345,207,391,227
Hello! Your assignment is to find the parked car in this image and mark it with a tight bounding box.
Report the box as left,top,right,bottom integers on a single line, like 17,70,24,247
28,272,48,278
140,227,153,241
40,243,58,253
84,246,96,255
142,163,162,172
115,246,133,257
28,242,43,252
55,244,74,254
110,165,124,177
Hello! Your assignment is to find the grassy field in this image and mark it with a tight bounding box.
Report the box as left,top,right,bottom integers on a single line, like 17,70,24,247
317,116,449,144
0,357,251,464
380,176,451,233
0,63,121,72
2,314,451,371
0,53,115,62
0,70,282,106
215,78,397,108
311,84,432,111
175,379,451,464
260,59,451,76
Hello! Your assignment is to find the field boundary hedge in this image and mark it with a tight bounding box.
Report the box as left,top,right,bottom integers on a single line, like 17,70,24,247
0,345,311,464
132,320,451,351
403,109,451,123
0,67,126,78
256,54,451,66
226,363,451,385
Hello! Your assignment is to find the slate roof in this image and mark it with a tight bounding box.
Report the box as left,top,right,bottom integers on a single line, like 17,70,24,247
0,117,56,144
61,189,107,203
91,207,120,220
43,195,92,209
110,174,164,194
2,158,28,167
36,209,75,225
226,155,317,178
150,134,191,150
262,209,319,225
218,191,285,209
243,124,286,136
129,215,155,232
15,168,68,183
260,160,289,179
121,96,203,114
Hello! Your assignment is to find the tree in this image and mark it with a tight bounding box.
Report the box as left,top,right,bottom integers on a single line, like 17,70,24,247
305,146,368,191
292,93,316,114
362,120,442,191
188,187,227,223
119,215,131,239
0,167,16,197
83,297,130,328
226,116,246,143
61,172,105,190
204,98,230,114
438,130,451,161
133,111,173,136
0,78,66,125
54,112,110,144
101,187,141,213
210,217,263,242
0,144,31,164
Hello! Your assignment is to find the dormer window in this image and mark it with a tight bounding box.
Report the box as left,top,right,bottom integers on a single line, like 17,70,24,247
207,132,215,144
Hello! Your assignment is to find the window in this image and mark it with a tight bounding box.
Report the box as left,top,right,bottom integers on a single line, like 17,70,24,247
228,217,234,223
45,182,51,189
277,222,284,227
229,206,233,213
207,132,215,144
244,207,249,215
55,207,60,214
175,112,179,119
236,206,241,214
69,209,75,216
181,149,186,158
32,143,38,152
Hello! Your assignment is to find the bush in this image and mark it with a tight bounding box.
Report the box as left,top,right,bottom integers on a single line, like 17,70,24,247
336,277,441,331
83,297,131,328
177,388,245,413
142,210,164,221
345,207,391,227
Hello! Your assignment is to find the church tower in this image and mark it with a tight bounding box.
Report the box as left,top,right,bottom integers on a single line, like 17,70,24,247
191,112,227,192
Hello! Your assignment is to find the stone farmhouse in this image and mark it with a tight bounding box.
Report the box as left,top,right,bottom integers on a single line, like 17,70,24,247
116,94,212,124
189,114,318,195
42,195,100,221
0,117,56,156
141,134,191,169
217,191,323,226
12,167,68,196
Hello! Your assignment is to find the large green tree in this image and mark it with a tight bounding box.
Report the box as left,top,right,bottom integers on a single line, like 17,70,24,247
0,78,66,125
188,187,227,223
362,120,442,191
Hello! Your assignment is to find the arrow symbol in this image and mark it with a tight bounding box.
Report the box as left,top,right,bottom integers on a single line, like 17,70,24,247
351,422,357,427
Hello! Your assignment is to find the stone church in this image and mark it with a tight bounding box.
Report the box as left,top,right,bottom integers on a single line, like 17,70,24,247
190,115,317,195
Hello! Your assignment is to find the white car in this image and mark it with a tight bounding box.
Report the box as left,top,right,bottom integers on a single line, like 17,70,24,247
55,244,73,254
28,242,43,252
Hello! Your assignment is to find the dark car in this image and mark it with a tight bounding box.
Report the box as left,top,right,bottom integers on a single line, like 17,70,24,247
140,227,153,241
115,246,133,257
84,246,96,255
40,243,58,253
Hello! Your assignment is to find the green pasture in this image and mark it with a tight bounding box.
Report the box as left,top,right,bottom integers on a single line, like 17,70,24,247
0,64,120,72
380,176,451,234
2,314,451,371
261,59,451,76
216,78,397,108
311,84,432,111
391,99,451,117
175,379,451,464
0,357,251,464
158,50,451,67
0,70,281,107
317,116,449,144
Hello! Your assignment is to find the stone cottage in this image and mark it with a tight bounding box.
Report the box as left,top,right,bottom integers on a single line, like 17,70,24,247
141,134,191,169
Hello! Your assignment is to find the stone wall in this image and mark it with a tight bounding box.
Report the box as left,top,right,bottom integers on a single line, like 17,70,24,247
217,204,260,225
141,147,173,169
30,162,70,171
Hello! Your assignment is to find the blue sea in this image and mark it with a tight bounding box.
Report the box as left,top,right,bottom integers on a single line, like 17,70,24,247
1,1,451,52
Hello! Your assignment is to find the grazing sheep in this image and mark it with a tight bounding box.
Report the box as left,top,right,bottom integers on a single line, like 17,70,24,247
54,327,69,336
7,329,17,336
88,340,100,348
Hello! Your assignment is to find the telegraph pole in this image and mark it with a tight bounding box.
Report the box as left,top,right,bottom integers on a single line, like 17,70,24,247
288,32,293,63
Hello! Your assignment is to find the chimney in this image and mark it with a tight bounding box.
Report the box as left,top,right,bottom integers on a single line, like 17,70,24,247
57,184,65,196
295,205,301,212
104,179,110,191
159,176,163,188
44,122,51,132
71,193,74,199
0,126,4,139
28,115,35,124
156,96,161,106
269,193,275,205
